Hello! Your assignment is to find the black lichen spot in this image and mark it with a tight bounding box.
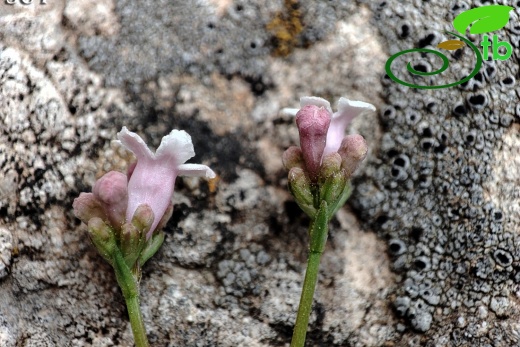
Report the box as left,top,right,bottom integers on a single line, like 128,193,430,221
376,214,389,225
484,66,496,80
421,127,433,137
243,75,274,96
389,239,406,256
474,71,483,83
501,76,515,87
453,104,467,117
399,24,410,39
418,33,435,48
494,250,513,267
387,149,399,158
409,227,424,241
413,64,428,73
468,94,487,109
421,138,435,151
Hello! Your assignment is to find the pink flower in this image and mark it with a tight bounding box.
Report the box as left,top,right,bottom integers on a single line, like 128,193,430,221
285,96,375,180
295,103,331,179
116,127,216,238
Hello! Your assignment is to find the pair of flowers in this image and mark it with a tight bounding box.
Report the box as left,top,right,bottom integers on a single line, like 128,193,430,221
72,95,374,347
74,95,373,243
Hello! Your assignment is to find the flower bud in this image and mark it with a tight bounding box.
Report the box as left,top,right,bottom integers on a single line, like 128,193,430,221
318,152,342,181
120,222,143,268
282,146,304,171
88,217,116,263
337,134,368,178
288,167,316,218
93,171,129,229
296,105,331,180
73,193,106,224
131,204,155,240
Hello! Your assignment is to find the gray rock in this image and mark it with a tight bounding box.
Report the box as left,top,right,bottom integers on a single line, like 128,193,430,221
1,1,519,346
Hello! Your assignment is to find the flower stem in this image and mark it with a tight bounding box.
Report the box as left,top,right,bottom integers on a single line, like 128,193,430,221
291,200,329,347
124,292,150,347
290,251,322,347
113,250,150,347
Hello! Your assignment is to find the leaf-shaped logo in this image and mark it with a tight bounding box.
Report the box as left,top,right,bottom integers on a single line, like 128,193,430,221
453,5,513,35
437,40,465,50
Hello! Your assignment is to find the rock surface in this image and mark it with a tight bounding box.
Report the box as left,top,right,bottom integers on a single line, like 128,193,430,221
0,0,518,346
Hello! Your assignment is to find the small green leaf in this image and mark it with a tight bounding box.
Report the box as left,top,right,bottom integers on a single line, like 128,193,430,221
139,231,165,266
437,40,465,50
453,5,513,35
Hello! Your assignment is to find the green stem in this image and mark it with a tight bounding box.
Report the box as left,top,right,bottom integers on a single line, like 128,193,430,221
291,201,329,347
290,251,322,347
124,293,150,347
113,250,150,347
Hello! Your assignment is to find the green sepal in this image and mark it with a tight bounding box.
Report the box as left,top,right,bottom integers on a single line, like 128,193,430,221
139,231,165,266
120,223,145,269
288,168,317,218
319,171,347,208
327,181,352,220
309,200,329,254
87,217,117,266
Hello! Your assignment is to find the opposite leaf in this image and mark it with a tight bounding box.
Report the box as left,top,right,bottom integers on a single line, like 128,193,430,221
453,5,513,35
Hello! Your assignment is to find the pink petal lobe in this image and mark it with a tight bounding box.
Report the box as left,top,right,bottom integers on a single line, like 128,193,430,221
325,98,375,155
116,127,155,161
156,129,195,165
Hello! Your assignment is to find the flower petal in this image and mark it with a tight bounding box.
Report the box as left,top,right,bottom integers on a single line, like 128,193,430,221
155,129,195,165
300,96,333,114
296,105,331,180
177,163,216,178
126,159,177,238
116,126,155,161
324,98,375,155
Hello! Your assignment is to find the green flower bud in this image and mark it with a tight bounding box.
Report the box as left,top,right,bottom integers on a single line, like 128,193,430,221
120,223,144,268
87,217,116,264
288,167,316,218
318,152,342,182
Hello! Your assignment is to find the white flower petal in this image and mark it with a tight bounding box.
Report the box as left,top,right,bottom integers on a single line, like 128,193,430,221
335,97,376,119
178,163,216,179
324,98,376,155
116,126,155,160
300,96,333,114
155,129,195,165
280,108,299,117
